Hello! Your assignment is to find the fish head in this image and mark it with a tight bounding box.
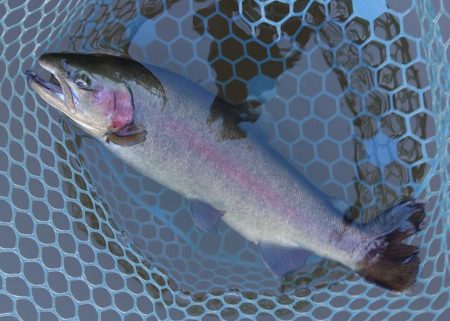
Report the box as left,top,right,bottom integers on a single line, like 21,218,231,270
27,53,141,139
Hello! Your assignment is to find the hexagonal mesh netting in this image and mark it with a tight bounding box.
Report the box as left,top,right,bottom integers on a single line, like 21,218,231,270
0,0,449,320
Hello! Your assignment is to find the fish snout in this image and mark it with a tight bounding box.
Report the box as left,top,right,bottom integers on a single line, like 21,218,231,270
38,53,65,73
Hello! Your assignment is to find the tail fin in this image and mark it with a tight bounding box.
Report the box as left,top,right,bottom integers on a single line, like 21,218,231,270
355,200,426,292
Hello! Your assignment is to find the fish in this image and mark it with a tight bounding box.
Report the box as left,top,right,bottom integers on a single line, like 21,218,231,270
27,53,426,292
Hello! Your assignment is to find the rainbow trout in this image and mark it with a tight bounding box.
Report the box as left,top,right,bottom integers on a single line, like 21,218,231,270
28,53,425,292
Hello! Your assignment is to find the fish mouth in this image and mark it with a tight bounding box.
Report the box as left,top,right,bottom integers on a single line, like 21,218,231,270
27,70,65,108
27,55,76,114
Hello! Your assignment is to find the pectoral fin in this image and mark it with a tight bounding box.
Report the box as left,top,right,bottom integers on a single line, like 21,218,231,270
189,200,224,232
259,242,311,277
105,126,147,146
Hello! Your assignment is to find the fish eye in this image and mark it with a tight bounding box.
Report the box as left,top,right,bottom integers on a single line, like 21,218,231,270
74,72,91,89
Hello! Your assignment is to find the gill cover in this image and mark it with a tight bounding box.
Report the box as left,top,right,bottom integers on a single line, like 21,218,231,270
67,71,146,146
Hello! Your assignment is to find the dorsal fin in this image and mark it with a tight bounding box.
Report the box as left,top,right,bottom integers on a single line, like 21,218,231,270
207,96,261,140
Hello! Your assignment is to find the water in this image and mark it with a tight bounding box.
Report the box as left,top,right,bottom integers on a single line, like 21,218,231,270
74,0,435,293
1,0,449,320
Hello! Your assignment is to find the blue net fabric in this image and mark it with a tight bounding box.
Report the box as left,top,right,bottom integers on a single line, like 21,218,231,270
0,0,449,320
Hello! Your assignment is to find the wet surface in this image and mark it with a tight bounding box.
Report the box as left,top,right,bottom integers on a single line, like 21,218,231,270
69,0,436,293
1,0,449,320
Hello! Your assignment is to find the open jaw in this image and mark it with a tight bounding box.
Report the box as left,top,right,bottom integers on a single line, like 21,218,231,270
26,70,71,113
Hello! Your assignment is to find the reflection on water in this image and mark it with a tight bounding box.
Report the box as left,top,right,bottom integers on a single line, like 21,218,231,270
69,0,182,54
194,1,304,105
56,0,435,295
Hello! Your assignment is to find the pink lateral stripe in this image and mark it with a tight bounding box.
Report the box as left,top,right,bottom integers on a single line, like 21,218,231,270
164,119,297,218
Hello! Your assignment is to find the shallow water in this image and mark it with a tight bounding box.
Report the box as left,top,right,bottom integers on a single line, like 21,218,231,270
67,0,436,293
1,0,449,320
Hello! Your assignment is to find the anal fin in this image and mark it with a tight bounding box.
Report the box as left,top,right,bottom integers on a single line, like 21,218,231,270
189,199,224,232
259,242,312,277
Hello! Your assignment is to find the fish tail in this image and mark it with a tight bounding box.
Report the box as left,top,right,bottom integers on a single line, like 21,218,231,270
355,200,426,292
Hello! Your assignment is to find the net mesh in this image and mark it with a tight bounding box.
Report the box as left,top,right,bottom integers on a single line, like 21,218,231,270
0,0,449,320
